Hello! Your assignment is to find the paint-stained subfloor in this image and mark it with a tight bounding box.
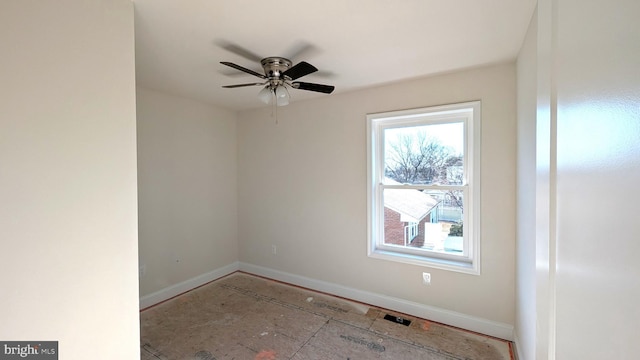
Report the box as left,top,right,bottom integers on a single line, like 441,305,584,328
140,272,513,360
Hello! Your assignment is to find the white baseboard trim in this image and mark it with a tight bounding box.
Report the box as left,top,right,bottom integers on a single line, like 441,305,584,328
512,333,522,360
239,262,514,341
139,261,239,310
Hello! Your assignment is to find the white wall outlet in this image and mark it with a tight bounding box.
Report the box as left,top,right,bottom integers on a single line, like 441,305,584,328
422,272,431,285
272,245,277,255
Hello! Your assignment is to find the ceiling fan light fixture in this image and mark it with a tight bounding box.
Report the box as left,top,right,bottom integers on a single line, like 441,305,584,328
275,85,289,106
258,86,272,104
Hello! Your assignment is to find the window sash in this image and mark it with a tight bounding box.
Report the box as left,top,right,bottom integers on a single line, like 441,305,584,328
375,184,470,261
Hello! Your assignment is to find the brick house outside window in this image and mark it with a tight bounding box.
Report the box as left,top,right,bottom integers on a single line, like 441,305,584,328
383,178,440,248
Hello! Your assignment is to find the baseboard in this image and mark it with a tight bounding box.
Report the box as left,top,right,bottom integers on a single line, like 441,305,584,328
238,262,514,341
512,332,522,360
139,261,240,310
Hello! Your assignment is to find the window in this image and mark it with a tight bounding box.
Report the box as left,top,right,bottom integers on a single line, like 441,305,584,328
367,101,481,274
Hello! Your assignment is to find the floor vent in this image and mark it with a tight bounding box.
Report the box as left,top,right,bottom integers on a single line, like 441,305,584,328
383,314,411,326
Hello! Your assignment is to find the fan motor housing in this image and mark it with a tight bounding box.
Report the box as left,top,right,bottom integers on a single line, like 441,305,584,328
261,57,292,78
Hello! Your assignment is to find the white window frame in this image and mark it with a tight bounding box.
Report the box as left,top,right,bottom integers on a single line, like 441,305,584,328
366,101,481,275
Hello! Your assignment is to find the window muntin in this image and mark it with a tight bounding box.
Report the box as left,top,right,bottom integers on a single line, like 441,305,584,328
367,102,480,274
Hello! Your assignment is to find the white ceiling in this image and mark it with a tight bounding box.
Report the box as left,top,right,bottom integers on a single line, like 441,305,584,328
133,0,536,111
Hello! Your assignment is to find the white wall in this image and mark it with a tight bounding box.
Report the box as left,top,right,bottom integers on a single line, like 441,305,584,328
552,0,640,358
0,1,139,358
137,87,238,297
515,8,538,360
516,1,640,359
237,63,517,328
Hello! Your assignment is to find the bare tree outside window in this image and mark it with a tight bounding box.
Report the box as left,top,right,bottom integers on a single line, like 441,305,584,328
384,131,454,185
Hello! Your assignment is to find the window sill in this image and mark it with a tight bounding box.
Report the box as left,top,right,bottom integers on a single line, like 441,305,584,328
368,248,480,275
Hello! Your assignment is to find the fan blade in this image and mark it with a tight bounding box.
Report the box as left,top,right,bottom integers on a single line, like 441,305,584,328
222,82,264,88
292,82,335,94
220,62,265,79
215,40,262,62
282,61,317,80
284,41,318,61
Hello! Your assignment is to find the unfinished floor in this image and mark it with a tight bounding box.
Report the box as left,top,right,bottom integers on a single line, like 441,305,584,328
140,272,513,360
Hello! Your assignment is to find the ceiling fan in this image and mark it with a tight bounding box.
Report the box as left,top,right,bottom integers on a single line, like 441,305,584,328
221,57,335,106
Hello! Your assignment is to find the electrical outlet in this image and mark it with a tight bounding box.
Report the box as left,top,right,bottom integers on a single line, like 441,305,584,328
272,245,277,255
139,264,146,278
422,272,431,285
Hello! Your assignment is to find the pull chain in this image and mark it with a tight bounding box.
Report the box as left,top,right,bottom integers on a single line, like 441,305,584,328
271,93,278,124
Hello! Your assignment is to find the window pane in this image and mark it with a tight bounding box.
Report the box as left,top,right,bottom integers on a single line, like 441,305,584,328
384,123,464,185
383,188,464,255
